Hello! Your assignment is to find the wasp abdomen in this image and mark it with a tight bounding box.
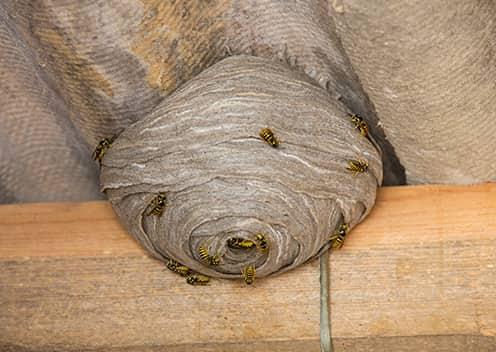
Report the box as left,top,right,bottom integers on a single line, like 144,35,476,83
330,223,349,249
242,265,256,285
259,128,280,148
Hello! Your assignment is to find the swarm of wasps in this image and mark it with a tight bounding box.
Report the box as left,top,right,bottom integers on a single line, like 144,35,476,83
329,113,373,247
347,113,371,176
166,258,211,286
225,233,269,285
167,259,192,277
94,115,374,285
175,234,269,286
197,235,267,285
165,250,257,286
258,118,371,179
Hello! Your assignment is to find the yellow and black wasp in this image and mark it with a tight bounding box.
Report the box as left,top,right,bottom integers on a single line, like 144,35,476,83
146,192,167,217
186,275,210,286
329,223,349,249
198,245,221,266
259,128,280,148
166,259,191,277
350,113,369,138
346,159,368,175
242,265,256,285
92,135,117,165
227,237,256,250
255,233,269,253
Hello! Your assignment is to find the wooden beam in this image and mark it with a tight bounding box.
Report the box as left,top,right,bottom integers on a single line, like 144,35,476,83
1,184,495,351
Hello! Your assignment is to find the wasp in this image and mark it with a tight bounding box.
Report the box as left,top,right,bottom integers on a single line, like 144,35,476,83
166,259,191,277
227,237,256,250
330,223,349,249
92,135,116,165
209,254,221,266
350,113,369,138
255,233,269,253
186,275,210,286
242,265,256,285
259,128,280,148
146,192,167,217
198,245,221,266
346,159,368,175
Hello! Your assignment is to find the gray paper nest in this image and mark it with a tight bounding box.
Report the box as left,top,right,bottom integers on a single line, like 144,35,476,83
100,56,382,279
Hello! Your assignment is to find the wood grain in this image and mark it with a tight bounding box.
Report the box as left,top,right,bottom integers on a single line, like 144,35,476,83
1,184,495,351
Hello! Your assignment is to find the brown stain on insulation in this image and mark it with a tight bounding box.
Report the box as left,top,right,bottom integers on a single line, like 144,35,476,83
33,26,114,98
131,0,229,94
27,1,119,143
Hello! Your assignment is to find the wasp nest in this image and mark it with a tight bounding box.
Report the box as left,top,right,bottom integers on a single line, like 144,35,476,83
100,55,382,279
